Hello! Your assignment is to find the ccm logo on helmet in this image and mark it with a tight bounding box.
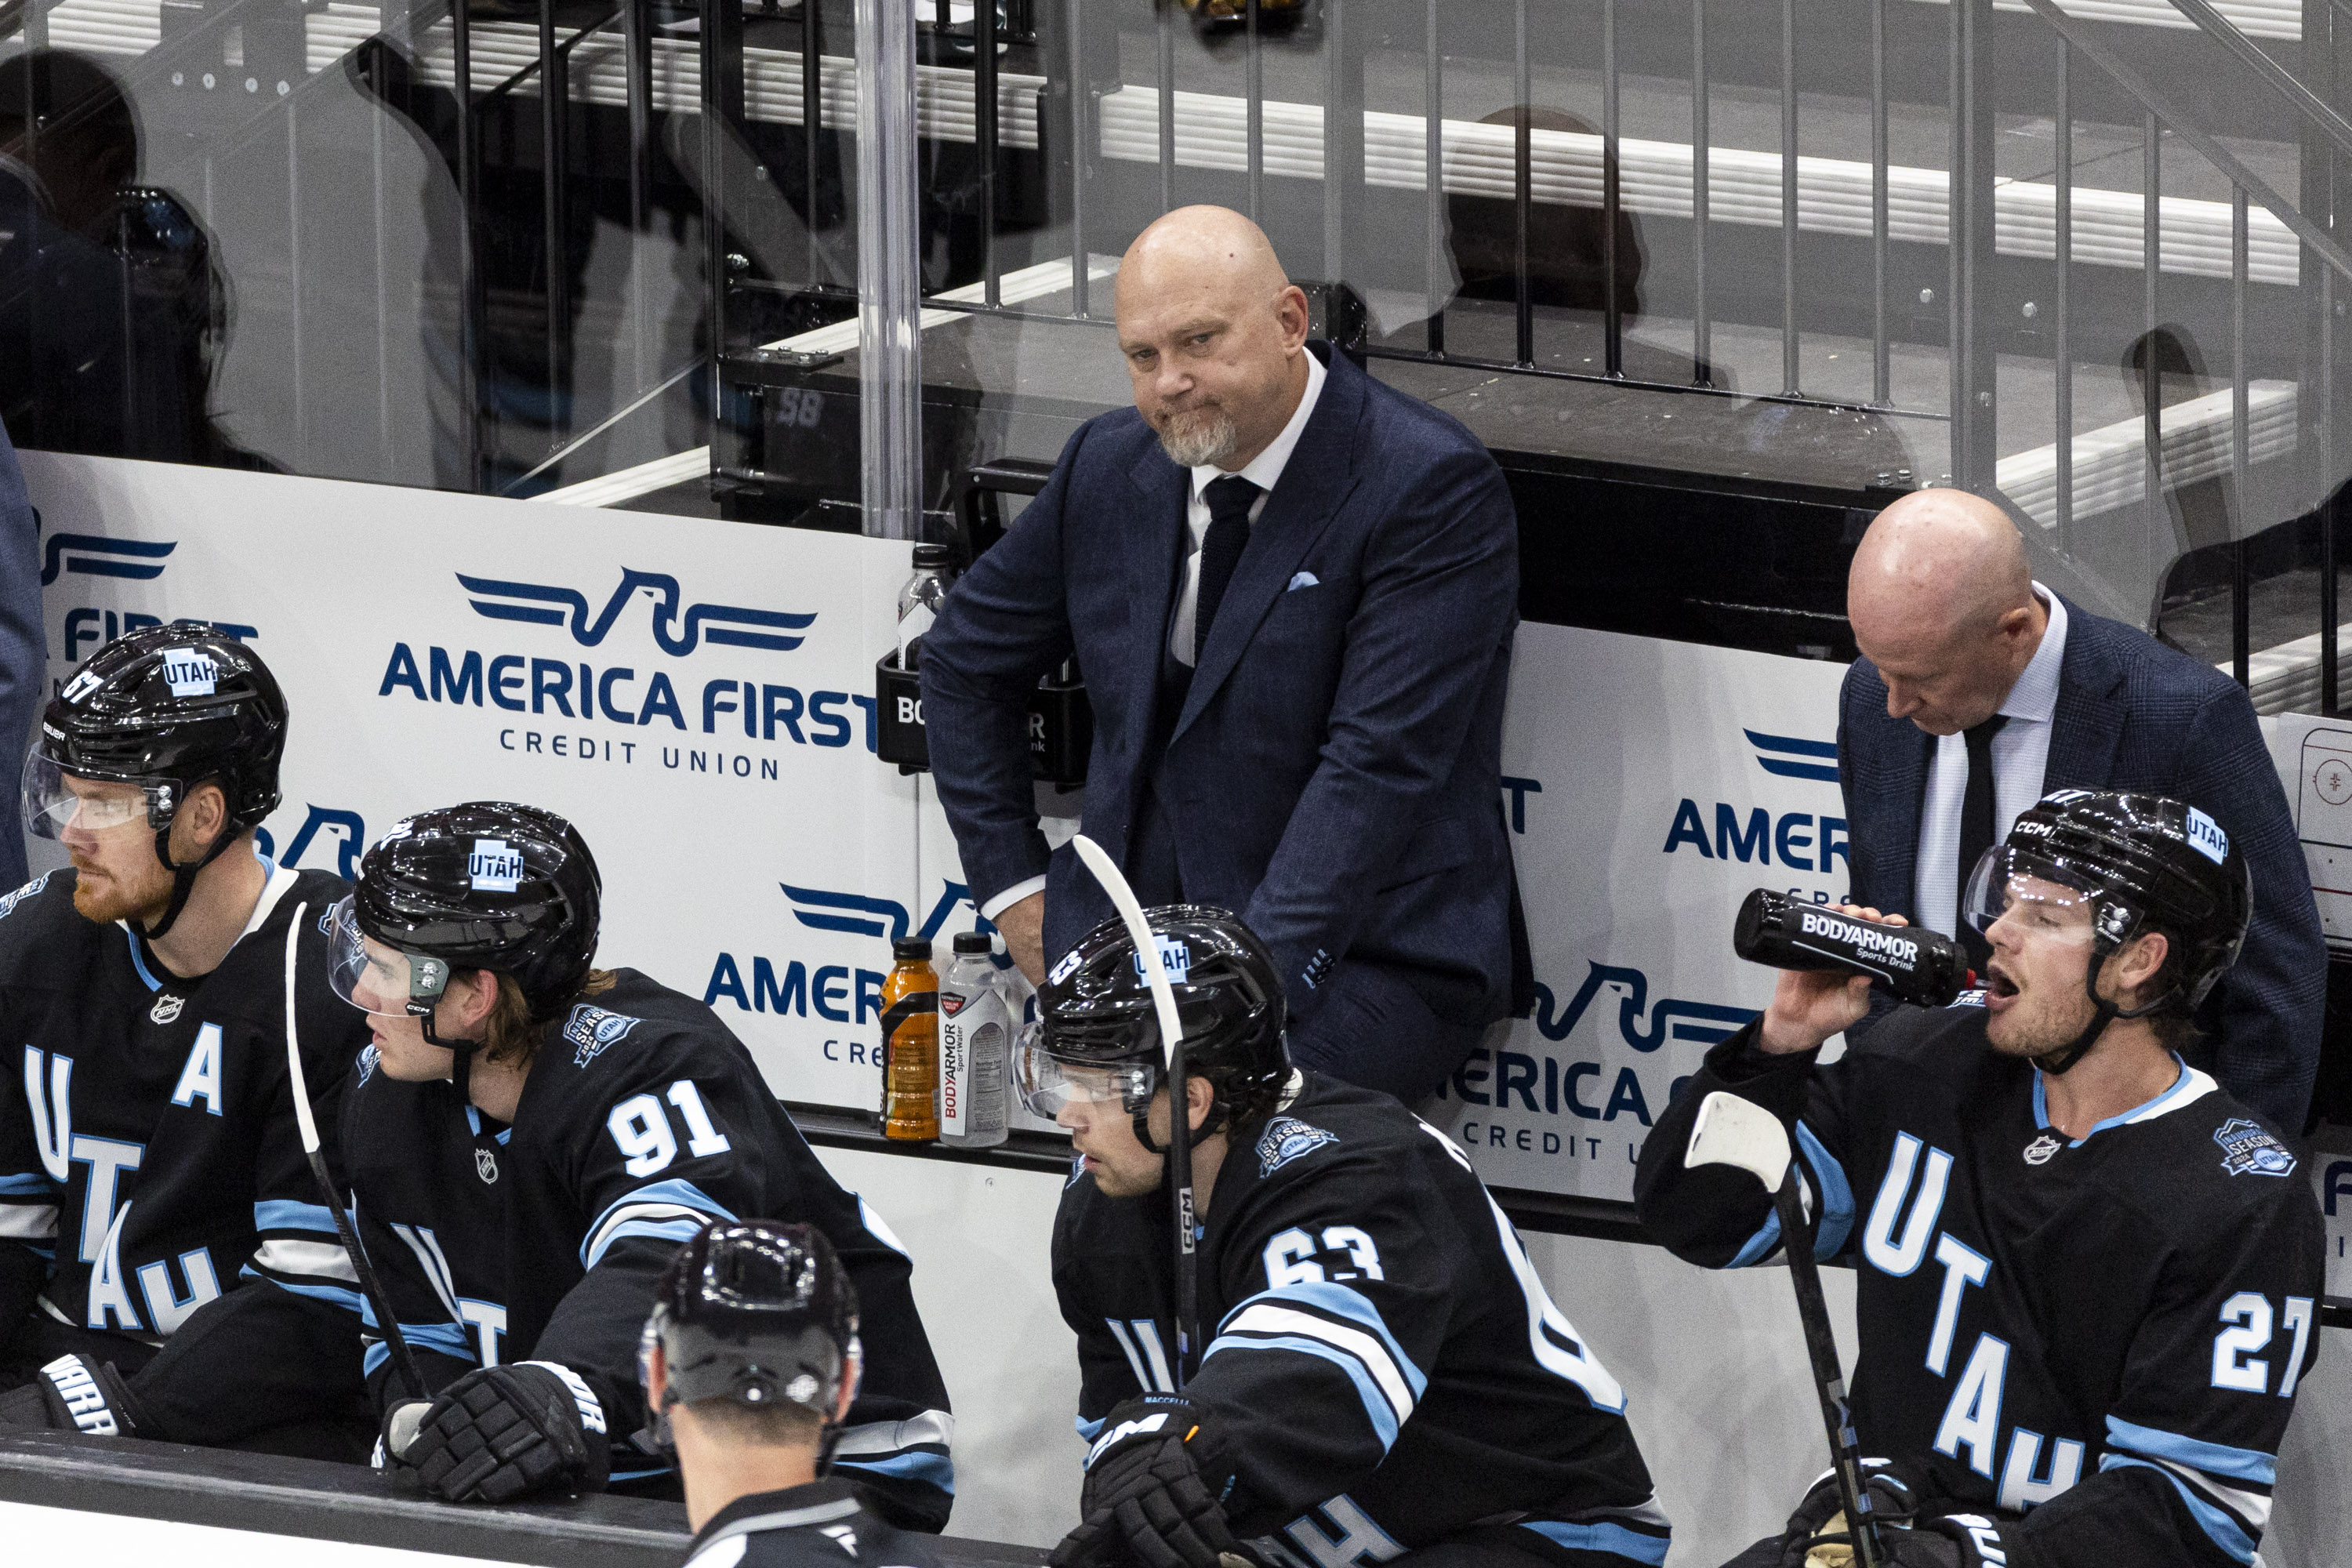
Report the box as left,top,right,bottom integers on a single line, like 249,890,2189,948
469,840,525,892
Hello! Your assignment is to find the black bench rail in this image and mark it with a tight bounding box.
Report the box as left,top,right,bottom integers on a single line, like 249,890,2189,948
0,1432,1050,1568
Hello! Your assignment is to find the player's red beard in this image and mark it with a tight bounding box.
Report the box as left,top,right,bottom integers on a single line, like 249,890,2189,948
70,848,173,927
1981,955,2099,1061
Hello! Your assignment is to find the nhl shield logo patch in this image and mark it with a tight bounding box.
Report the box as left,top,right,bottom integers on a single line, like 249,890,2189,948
149,993,184,1025
475,1147,499,1185
2022,1133,2062,1166
1256,1116,1339,1177
2213,1117,2296,1178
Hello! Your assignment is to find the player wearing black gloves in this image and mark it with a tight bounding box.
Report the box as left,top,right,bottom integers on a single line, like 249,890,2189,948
331,802,954,1528
0,626,372,1457
648,1218,941,1568
1031,906,1670,1568
1635,790,2324,1568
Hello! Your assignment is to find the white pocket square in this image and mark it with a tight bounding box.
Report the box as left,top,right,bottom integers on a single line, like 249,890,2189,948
1287,571,1319,591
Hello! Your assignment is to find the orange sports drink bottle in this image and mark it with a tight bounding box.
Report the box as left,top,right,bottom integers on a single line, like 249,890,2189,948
880,938,941,1141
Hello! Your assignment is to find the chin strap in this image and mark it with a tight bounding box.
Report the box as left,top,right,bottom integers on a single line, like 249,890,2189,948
2034,944,2184,1078
136,820,245,942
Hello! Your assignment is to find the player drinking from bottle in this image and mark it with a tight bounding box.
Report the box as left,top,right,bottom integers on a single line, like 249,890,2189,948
1635,790,2323,1567
328,800,954,1528
644,1218,942,1568
1030,905,1670,1568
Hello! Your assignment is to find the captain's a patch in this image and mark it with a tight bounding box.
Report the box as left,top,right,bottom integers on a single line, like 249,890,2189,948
1257,1116,1339,1177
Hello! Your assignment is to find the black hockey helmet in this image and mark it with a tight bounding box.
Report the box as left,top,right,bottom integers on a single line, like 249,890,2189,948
1961,789,2251,1069
24,622,287,938
639,1220,862,1455
327,800,602,1032
1014,905,1290,1147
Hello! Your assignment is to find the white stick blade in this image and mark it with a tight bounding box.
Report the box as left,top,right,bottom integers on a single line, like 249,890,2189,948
1685,1091,1791,1193
1070,834,1187,1069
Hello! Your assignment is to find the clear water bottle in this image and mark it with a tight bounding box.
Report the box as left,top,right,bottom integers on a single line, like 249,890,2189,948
898,543,955,667
938,931,1011,1148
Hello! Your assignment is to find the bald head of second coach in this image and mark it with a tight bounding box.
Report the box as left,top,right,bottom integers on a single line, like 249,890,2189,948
917,205,1523,1104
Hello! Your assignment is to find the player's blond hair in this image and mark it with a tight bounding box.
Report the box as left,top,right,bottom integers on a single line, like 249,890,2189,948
480,968,619,1067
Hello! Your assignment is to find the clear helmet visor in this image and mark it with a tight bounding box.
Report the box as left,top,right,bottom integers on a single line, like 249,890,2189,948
1961,847,2114,949
20,752,158,842
1011,1020,1159,1121
326,895,448,1016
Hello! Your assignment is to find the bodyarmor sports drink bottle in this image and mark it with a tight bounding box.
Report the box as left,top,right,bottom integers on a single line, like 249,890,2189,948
880,938,941,1141
938,931,1011,1149
1733,889,1973,1007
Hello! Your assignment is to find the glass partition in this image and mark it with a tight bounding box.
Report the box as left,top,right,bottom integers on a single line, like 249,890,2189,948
6,0,2352,694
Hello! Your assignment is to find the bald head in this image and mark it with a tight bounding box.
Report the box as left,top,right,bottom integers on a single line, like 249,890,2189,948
1115,206,1312,471
1849,489,2049,736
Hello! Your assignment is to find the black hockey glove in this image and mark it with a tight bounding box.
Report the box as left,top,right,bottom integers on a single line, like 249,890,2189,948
0,1354,151,1438
382,1362,611,1503
1051,1395,1236,1568
1777,1461,1921,1566
1877,1515,2032,1568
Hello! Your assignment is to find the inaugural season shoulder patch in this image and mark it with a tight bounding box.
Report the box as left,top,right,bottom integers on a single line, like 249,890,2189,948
565,1004,644,1067
1257,1116,1339,1177
2213,1116,2296,1178
0,872,53,923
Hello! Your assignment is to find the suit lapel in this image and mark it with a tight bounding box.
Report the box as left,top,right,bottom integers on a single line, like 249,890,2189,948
1868,697,1935,916
1174,350,1364,739
1116,446,1192,715
2043,598,2125,789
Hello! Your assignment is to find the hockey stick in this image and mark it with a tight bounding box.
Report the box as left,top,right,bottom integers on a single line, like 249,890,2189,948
1070,834,1199,1388
282,903,427,1401
1685,1091,1885,1568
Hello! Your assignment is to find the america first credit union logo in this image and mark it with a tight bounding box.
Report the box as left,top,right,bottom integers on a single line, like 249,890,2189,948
2214,1117,2297,1178
459,570,815,655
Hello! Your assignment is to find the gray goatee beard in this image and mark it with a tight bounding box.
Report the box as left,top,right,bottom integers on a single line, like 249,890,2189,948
1156,408,1237,468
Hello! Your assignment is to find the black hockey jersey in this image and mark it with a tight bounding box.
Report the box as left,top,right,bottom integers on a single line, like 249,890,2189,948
0,863,367,1355
1634,1005,2325,1568
681,1478,942,1568
339,969,955,1531
1054,1070,1669,1568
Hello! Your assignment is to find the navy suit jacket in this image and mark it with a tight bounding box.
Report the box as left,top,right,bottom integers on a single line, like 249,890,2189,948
920,344,1519,1028
1838,600,2326,1131
0,420,36,891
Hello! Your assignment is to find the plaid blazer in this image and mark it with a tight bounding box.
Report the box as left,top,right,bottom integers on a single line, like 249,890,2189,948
1838,597,2325,1132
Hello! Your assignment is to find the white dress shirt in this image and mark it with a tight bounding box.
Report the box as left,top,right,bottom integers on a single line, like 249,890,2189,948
1168,347,1328,666
978,349,1328,924
1912,586,2071,938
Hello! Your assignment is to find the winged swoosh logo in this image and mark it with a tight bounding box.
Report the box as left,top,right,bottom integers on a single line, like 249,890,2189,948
456,569,816,655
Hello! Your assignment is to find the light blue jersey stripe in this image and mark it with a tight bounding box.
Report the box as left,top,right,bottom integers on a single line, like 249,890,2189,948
1520,1520,1672,1566
254,1200,339,1236
1201,1331,1402,1453
1220,1280,1428,1399
835,1448,956,1495
2100,1457,2256,1563
2105,1416,2276,1486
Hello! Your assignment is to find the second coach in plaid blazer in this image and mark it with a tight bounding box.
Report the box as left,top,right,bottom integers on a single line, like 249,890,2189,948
1835,490,2324,1134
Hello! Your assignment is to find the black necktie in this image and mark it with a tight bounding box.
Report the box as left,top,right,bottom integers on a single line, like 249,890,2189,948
1956,713,2009,966
1193,475,1260,662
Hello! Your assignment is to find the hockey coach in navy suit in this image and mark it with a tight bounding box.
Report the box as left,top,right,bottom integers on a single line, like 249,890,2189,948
920,205,1519,1103
1838,488,2324,1132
